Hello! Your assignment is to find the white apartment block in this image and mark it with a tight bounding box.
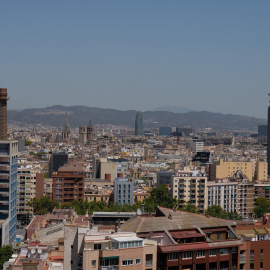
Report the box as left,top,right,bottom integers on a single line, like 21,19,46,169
207,180,238,213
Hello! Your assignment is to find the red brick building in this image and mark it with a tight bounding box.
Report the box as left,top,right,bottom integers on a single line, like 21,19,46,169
53,163,85,204
236,214,270,270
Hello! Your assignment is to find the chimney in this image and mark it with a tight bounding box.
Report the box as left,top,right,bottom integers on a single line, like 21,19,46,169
105,174,111,182
206,213,211,219
0,88,8,140
263,214,270,225
168,213,172,220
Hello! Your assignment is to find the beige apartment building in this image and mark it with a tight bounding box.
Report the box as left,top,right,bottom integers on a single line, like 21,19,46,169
210,158,253,181
171,171,208,213
254,161,268,180
237,180,255,220
82,232,157,270
17,166,41,216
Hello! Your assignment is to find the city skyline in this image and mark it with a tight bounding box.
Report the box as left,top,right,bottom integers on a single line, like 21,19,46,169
1,1,270,118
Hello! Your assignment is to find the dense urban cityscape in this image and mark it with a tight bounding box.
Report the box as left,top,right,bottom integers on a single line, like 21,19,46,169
2,1,270,269
0,87,269,270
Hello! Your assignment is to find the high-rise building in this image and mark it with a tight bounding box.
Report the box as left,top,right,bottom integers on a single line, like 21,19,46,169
0,89,8,140
258,125,267,136
0,88,18,246
135,111,143,136
268,98,270,175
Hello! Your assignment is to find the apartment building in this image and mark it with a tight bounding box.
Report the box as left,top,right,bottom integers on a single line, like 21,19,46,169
114,179,134,206
81,233,157,270
254,181,270,201
171,171,207,213
254,161,267,180
17,164,44,217
237,180,255,220
53,163,85,204
207,179,238,213
210,158,253,181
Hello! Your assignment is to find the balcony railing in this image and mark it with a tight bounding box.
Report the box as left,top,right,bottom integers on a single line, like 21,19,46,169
240,254,246,261
99,266,119,270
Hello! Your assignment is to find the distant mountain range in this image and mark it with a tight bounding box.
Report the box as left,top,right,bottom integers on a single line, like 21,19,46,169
7,105,266,130
151,106,197,114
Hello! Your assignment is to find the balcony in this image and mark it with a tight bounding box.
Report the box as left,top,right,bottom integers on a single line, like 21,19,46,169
240,254,246,262
99,266,119,270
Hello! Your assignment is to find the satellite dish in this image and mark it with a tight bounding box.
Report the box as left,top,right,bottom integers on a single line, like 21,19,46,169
137,209,142,216
38,248,42,254
31,249,36,254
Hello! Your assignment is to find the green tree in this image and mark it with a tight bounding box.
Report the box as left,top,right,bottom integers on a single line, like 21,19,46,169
254,197,270,218
25,140,32,146
227,211,242,220
179,201,198,213
205,205,242,220
60,202,72,209
143,184,177,211
205,205,227,219
0,245,13,270
27,196,59,215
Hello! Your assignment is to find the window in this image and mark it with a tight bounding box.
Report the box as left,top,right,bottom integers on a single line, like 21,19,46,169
136,258,141,264
182,251,192,259
196,250,206,257
168,253,178,260
145,254,153,267
91,260,96,267
220,248,229,255
217,233,222,240
94,244,101,250
209,249,217,256
122,259,134,266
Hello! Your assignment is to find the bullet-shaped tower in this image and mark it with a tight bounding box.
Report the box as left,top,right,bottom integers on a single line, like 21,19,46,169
135,111,143,136
0,88,8,140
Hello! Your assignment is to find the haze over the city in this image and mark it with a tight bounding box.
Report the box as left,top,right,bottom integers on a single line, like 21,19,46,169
1,1,270,118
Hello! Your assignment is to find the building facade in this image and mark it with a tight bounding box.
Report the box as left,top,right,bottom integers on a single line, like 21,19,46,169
53,163,85,204
171,171,208,213
135,111,143,136
114,179,134,206
210,158,253,181
0,140,18,245
208,179,238,213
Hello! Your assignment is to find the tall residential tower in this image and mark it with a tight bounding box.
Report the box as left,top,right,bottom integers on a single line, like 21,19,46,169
267,94,270,176
0,88,18,246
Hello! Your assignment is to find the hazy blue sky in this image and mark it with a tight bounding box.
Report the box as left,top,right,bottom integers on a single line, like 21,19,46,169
1,1,270,118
